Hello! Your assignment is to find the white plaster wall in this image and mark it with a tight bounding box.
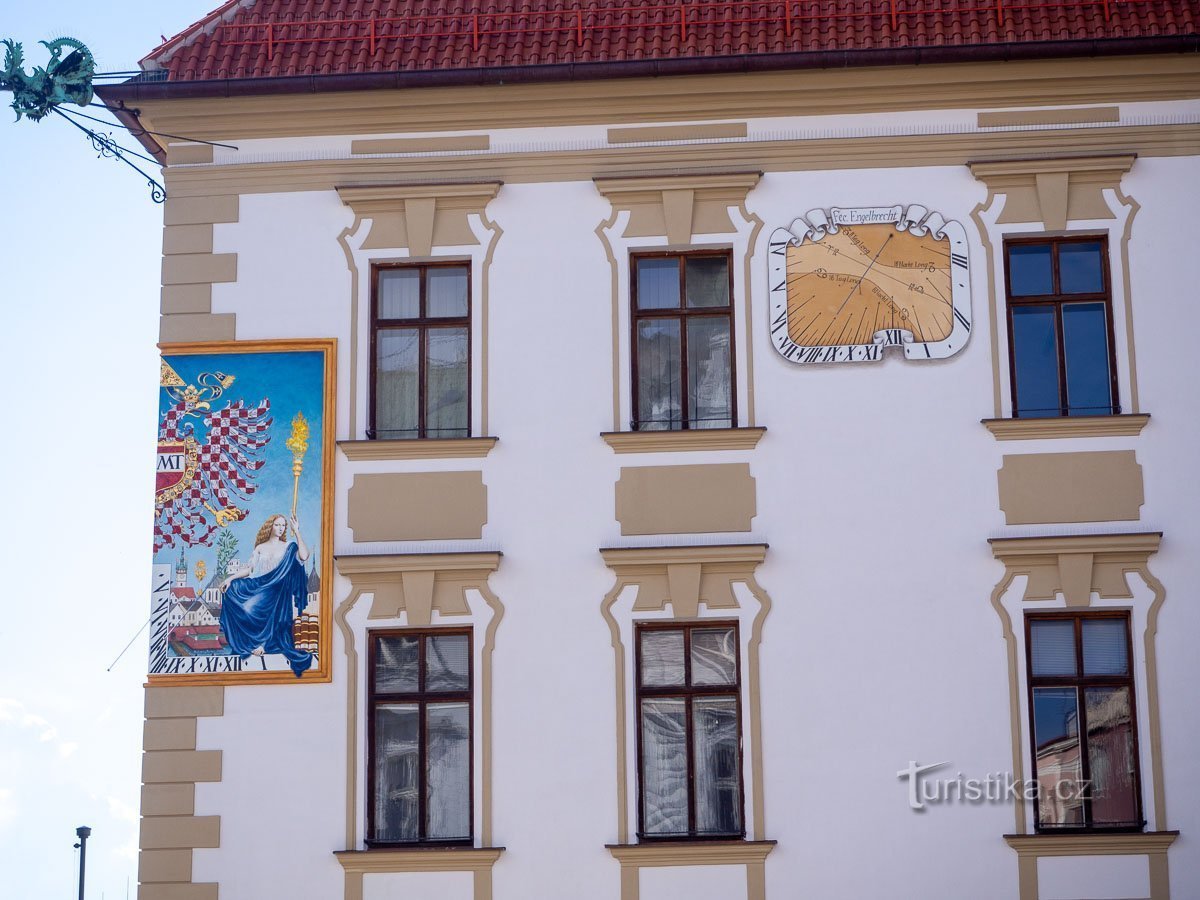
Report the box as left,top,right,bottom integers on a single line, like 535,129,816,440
1037,855,1150,900
187,128,1200,900
639,864,746,900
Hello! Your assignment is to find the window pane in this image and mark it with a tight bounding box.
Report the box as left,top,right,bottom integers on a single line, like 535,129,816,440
378,269,420,319
426,327,469,438
1085,687,1139,826
640,630,685,687
637,258,681,309
426,634,470,691
693,698,742,835
640,698,689,835
687,317,733,429
690,628,737,686
636,319,681,430
428,267,469,318
1082,619,1129,676
426,703,471,840
1060,243,1104,294
1062,302,1113,416
1009,245,1053,296
374,636,419,693
374,704,420,841
686,257,730,308
1011,305,1060,418
1031,620,1077,676
1032,688,1085,827
375,328,420,438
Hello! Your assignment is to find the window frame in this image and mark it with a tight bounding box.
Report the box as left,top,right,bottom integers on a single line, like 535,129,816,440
366,627,475,847
1023,610,1145,833
629,250,737,432
634,620,746,842
1003,235,1120,419
369,261,473,441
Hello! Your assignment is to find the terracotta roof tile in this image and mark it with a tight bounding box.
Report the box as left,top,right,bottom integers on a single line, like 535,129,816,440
140,0,1199,82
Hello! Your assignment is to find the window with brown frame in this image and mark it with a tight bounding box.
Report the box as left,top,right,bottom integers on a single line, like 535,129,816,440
1004,236,1118,418
370,263,470,440
631,252,735,431
636,622,744,839
368,629,473,845
1026,611,1143,831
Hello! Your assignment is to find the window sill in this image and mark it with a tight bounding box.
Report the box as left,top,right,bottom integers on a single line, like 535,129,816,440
334,846,505,874
601,427,766,453
606,840,776,866
339,436,498,460
982,414,1149,441
1003,831,1177,857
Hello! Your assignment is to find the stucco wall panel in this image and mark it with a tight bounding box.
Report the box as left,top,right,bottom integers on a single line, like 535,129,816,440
997,450,1144,525
347,472,487,541
615,464,756,535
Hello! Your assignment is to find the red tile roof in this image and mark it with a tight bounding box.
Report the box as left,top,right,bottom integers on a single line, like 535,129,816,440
142,0,1198,82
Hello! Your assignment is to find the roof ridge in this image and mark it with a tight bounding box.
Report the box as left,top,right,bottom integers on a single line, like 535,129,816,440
140,0,254,70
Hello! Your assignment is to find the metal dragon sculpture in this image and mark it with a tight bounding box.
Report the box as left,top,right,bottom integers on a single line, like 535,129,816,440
0,37,95,121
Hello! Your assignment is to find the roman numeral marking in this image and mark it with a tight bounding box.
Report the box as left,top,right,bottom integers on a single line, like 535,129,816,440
953,307,971,331
951,252,968,269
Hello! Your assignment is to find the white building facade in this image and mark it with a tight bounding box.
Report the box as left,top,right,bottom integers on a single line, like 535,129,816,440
105,6,1200,899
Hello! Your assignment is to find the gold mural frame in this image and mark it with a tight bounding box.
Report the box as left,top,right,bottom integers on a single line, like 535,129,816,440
149,338,337,686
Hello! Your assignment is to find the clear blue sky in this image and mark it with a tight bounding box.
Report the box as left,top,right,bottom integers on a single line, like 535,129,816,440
0,4,202,896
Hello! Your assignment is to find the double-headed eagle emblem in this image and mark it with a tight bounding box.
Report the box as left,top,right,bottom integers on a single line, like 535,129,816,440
155,361,273,553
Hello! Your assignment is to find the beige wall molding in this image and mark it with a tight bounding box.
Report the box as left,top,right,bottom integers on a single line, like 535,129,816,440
601,427,766,454
159,193,239,343
335,181,501,255
615,463,757,535
1004,831,1178,900
347,471,487,541
600,544,772,850
166,142,216,165
969,153,1136,231
608,122,749,144
351,134,491,155
159,124,1199,199
987,532,1169,847
978,106,1121,128
332,552,504,851
335,848,504,900
139,686,224,899
982,414,1150,440
595,171,761,244
339,436,498,460
997,450,1144,525
138,56,1200,144
607,841,776,900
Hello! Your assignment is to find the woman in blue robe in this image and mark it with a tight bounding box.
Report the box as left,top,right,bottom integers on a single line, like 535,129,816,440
221,514,313,677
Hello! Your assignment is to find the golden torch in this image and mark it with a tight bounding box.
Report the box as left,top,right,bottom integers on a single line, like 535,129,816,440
285,412,310,519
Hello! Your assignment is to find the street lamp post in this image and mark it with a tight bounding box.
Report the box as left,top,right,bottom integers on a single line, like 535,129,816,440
74,826,91,900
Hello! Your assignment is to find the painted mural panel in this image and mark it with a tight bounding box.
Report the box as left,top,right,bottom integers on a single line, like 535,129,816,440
149,339,336,684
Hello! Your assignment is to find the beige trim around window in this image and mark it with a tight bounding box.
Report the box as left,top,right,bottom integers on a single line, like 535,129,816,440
593,171,762,432
601,426,766,453
347,472,488,542
335,847,504,900
333,552,504,852
600,544,772,848
615,464,757,536
987,532,1168,835
336,181,503,437
139,686,224,899
607,841,777,900
968,154,1142,419
1003,831,1178,900
982,413,1150,440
